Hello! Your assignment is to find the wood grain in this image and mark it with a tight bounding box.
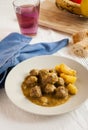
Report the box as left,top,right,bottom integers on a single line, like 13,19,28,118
39,0,88,34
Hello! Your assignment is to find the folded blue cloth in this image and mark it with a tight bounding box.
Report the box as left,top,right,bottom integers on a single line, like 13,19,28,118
0,32,69,88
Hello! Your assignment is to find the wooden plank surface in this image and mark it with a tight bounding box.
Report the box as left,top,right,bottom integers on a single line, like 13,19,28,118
39,0,88,34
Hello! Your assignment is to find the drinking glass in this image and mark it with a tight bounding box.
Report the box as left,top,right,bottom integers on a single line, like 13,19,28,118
13,0,40,36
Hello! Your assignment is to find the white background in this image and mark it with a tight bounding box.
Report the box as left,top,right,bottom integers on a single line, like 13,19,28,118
0,0,88,130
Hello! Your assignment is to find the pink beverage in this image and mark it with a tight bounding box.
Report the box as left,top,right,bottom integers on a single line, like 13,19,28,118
16,4,40,36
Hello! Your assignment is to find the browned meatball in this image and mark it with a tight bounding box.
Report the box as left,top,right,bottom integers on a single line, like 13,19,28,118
46,73,58,84
44,84,56,93
39,69,49,86
58,77,64,85
30,69,39,76
55,77,65,86
39,69,49,77
30,85,42,98
55,86,68,98
39,70,58,86
25,76,38,87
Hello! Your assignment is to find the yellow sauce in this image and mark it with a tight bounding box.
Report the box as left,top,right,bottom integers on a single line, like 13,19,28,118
21,84,71,107
21,64,77,107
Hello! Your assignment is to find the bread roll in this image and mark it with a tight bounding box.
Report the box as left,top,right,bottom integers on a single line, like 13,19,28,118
72,29,88,43
71,38,88,57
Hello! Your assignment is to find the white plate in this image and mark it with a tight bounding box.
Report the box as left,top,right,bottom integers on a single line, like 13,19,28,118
5,55,88,116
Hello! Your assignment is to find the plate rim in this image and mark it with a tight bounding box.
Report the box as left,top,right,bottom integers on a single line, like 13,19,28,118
5,55,88,116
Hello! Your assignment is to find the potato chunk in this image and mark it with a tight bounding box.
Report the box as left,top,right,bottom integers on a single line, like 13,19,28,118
55,64,76,76
67,84,78,95
60,73,77,84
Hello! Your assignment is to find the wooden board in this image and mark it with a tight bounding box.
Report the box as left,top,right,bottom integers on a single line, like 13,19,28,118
39,0,88,34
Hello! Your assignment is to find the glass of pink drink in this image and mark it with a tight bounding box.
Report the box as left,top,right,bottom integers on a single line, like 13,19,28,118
13,0,40,36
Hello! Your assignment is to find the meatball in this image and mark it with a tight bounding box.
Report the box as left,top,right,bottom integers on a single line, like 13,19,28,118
55,77,65,86
46,73,58,84
55,86,68,98
58,77,64,85
39,70,58,86
30,85,42,98
39,69,49,77
30,69,39,76
25,76,38,87
44,84,56,93
39,69,49,86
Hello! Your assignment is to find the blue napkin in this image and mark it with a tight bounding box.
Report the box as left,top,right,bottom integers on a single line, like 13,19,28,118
0,32,68,88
